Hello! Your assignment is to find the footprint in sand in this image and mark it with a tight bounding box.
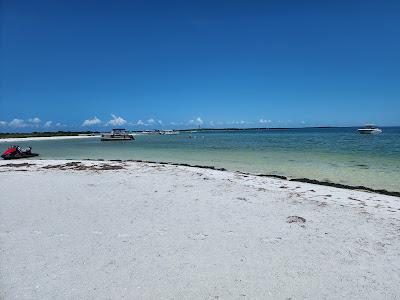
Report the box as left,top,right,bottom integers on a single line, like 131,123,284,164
187,232,209,240
260,237,282,245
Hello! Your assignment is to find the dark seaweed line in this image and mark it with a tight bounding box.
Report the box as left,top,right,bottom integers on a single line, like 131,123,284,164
261,176,400,197
37,158,400,198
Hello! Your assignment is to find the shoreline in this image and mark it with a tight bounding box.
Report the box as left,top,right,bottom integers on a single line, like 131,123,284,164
0,135,100,143
27,157,400,197
136,160,400,197
1,159,399,299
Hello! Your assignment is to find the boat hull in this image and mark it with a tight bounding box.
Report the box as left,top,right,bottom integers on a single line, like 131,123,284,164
1,153,39,160
358,129,382,134
101,136,134,141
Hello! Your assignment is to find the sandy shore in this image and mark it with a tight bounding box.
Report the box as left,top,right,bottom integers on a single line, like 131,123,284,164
1,160,399,299
0,135,99,143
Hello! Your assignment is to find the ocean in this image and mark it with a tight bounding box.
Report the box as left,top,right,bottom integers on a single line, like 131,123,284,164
2,127,400,193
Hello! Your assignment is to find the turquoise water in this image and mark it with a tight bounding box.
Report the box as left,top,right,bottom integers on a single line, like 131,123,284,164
2,127,400,193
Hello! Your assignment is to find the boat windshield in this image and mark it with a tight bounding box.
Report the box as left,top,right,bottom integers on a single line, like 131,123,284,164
112,129,127,134
364,124,377,129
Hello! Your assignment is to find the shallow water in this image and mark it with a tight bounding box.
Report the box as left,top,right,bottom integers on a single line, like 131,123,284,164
2,127,400,193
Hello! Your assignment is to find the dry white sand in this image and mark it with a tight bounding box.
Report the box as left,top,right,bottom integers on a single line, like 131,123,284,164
1,160,399,299
0,135,99,143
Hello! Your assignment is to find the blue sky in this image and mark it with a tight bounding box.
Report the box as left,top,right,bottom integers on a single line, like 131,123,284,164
1,0,399,131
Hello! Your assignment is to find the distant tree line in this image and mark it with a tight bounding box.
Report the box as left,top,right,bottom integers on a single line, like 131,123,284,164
0,131,99,139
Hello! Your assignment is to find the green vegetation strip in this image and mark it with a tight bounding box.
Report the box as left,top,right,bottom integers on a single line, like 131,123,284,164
0,131,98,139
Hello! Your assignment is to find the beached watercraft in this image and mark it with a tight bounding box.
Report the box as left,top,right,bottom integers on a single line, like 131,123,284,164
1,145,39,160
101,129,135,141
358,124,382,134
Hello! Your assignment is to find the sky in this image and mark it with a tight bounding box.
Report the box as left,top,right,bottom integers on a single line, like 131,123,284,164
1,0,399,132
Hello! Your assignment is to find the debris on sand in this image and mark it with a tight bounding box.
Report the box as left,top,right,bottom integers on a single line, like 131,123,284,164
0,163,35,168
286,216,306,224
237,197,248,202
42,161,125,171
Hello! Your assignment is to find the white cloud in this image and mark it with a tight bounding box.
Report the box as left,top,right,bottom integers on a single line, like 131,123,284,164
106,114,127,126
189,117,204,125
82,116,102,126
135,119,162,126
9,118,27,128
44,121,53,127
56,122,65,127
3,117,49,128
227,120,245,125
259,118,272,124
28,117,41,124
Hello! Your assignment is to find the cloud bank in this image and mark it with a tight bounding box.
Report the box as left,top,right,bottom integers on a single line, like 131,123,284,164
106,114,127,126
259,118,272,124
82,117,102,126
189,117,204,125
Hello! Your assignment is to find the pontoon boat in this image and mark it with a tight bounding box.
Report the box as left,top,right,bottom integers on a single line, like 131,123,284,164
101,129,135,141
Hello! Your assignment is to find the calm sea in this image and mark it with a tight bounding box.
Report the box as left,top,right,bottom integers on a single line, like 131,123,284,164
2,127,400,193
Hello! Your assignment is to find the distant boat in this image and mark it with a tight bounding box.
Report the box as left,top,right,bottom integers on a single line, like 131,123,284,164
141,130,161,135
358,124,382,134
160,130,179,135
101,129,135,141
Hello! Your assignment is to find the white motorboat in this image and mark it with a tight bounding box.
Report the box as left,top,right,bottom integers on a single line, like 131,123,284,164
160,130,179,135
357,124,382,134
141,130,161,135
101,129,135,141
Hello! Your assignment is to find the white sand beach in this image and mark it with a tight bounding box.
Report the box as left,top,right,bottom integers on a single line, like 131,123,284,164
1,160,399,299
0,135,99,143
